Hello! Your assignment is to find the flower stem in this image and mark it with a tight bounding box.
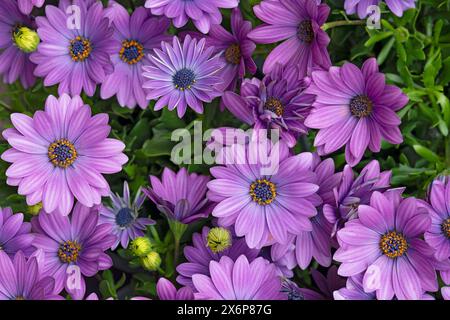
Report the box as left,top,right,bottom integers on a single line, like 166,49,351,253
322,20,366,31
445,136,450,170
174,238,180,269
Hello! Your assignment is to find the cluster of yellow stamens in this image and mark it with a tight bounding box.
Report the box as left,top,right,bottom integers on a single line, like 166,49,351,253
442,218,450,239
48,139,77,168
265,97,284,117
119,40,145,65
58,240,82,264
69,36,92,62
206,227,232,253
379,231,408,259
250,179,277,206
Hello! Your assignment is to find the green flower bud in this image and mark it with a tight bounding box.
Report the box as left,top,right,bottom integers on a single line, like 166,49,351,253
206,227,232,253
130,237,152,257
27,202,43,216
13,27,40,53
141,251,161,271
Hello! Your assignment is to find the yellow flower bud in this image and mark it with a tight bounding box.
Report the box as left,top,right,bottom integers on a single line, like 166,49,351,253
130,237,152,257
13,27,40,53
206,227,232,253
141,251,161,271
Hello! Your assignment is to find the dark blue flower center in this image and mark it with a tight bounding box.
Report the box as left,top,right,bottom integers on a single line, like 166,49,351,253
442,218,450,238
172,68,196,90
58,240,81,263
284,289,304,300
350,95,373,117
380,231,408,258
120,40,144,65
281,281,304,300
298,20,314,44
70,36,91,62
48,139,77,168
250,179,277,205
115,207,134,227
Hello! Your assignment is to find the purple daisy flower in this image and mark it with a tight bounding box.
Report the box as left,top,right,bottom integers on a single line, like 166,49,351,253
334,191,438,300
305,58,408,166
208,141,319,248
101,2,171,109
30,0,115,97
192,255,286,300
144,0,239,34
0,250,63,300
281,266,345,300
32,202,117,300
272,154,339,270
157,277,194,300
223,63,316,147
143,167,214,224
424,177,450,262
176,226,260,289
435,258,450,289
248,0,331,75
0,0,37,88
280,278,322,300
0,207,34,257
142,35,224,118
306,266,347,300
322,160,392,235
272,212,333,271
18,0,45,15
345,0,415,18
333,273,376,300
1,94,128,216
99,181,155,250
266,241,297,277
334,273,435,300
206,8,256,95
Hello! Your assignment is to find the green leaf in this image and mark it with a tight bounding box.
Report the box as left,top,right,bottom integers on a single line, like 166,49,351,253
364,31,393,47
412,144,441,163
377,37,395,65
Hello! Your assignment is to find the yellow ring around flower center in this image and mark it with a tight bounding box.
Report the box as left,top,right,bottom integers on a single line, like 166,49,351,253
48,139,77,168
250,179,277,205
379,231,408,258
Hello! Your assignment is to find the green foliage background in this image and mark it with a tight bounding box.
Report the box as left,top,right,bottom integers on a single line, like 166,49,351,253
0,0,448,298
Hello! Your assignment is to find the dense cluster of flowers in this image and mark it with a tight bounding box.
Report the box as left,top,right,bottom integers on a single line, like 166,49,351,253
0,0,448,302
